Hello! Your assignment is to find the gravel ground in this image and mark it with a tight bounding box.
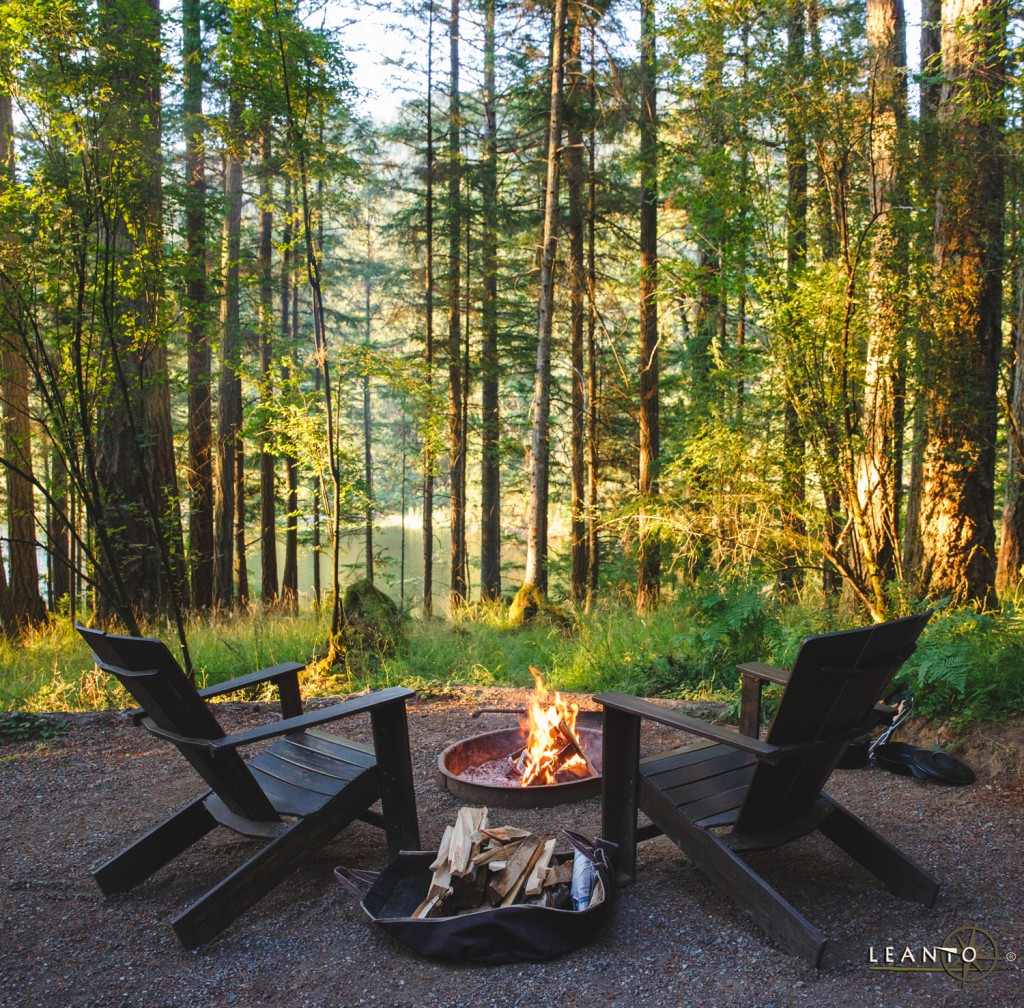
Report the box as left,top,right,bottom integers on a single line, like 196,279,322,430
1,686,1021,1008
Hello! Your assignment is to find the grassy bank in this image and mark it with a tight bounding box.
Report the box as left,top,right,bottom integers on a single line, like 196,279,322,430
4,583,1024,729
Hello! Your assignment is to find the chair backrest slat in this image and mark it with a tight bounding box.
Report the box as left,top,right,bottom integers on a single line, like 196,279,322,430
735,612,930,834
76,624,279,822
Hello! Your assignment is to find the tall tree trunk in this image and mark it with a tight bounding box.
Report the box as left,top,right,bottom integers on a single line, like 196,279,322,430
96,0,186,624
636,0,660,614
447,0,467,608
183,0,213,611
566,4,588,604
47,448,73,612
478,0,501,603
854,0,908,615
903,0,944,581
521,0,567,599
423,1,437,616
258,128,278,605
363,213,375,584
911,0,1005,605
280,178,299,610
998,264,1024,590
779,0,808,595
0,88,45,630
586,22,600,606
215,97,244,609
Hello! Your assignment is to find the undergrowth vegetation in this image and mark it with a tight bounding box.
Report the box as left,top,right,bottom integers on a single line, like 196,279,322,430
3,580,1024,730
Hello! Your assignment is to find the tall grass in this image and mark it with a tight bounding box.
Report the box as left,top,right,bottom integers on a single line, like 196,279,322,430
4,582,1024,728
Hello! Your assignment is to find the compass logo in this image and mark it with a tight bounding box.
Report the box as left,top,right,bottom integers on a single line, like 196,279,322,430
867,925,1008,983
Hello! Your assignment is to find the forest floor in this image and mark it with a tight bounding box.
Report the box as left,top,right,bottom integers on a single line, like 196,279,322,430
1,686,1022,1008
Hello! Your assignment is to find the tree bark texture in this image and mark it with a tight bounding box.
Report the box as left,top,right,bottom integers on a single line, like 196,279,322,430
636,0,660,614
997,266,1024,591
280,179,299,610
779,0,808,595
448,0,467,608
909,0,1005,605
1,89,46,630
566,5,588,604
854,0,908,613
479,0,501,603
215,100,244,609
95,0,185,622
259,129,278,605
183,0,213,611
422,0,437,616
523,0,567,595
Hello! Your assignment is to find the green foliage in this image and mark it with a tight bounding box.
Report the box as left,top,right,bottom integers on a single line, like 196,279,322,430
0,711,69,742
899,603,1024,727
3,596,1024,731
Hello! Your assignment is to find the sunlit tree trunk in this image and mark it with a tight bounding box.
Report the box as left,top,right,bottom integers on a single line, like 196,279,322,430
280,178,299,611
215,96,244,609
998,269,1024,591
363,213,375,584
258,128,278,605
854,0,908,615
910,0,1005,605
636,0,660,614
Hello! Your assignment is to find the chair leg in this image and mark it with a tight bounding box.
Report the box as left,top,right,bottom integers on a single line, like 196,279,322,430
601,706,642,884
171,777,378,949
647,795,828,966
818,797,939,907
93,796,216,895
370,700,420,854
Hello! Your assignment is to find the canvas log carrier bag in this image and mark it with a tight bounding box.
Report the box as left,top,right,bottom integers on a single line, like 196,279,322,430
334,831,614,964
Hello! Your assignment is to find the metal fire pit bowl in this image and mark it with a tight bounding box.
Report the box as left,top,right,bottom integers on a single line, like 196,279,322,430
437,717,603,809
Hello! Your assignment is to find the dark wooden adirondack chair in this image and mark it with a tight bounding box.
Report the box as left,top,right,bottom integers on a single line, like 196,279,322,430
597,612,938,967
76,624,420,949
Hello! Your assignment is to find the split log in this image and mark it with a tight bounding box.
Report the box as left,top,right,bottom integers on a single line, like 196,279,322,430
542,859,574,887
480,826,531,843
487,834,541,904
500,840,548,907
450,806,488,877
428,825,454,872
472,840,522,867
524,838,557,896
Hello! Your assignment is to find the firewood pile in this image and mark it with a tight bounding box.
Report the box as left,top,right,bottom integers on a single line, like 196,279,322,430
412,806,603,919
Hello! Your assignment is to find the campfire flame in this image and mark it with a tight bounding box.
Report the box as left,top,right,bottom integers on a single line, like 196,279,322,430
518,666,591,786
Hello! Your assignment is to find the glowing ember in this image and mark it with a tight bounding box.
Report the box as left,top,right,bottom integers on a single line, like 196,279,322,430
518,666,592,786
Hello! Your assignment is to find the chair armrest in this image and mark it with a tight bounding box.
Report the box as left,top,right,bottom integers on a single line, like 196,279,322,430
594,691,782,762
736,662,790,685
145,686,416,754
736,663,790,737
198,661,305,718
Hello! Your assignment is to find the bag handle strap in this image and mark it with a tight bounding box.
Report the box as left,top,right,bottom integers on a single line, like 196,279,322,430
333,866,380,901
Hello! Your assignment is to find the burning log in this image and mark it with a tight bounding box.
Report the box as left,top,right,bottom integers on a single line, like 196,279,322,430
556,719,597,779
